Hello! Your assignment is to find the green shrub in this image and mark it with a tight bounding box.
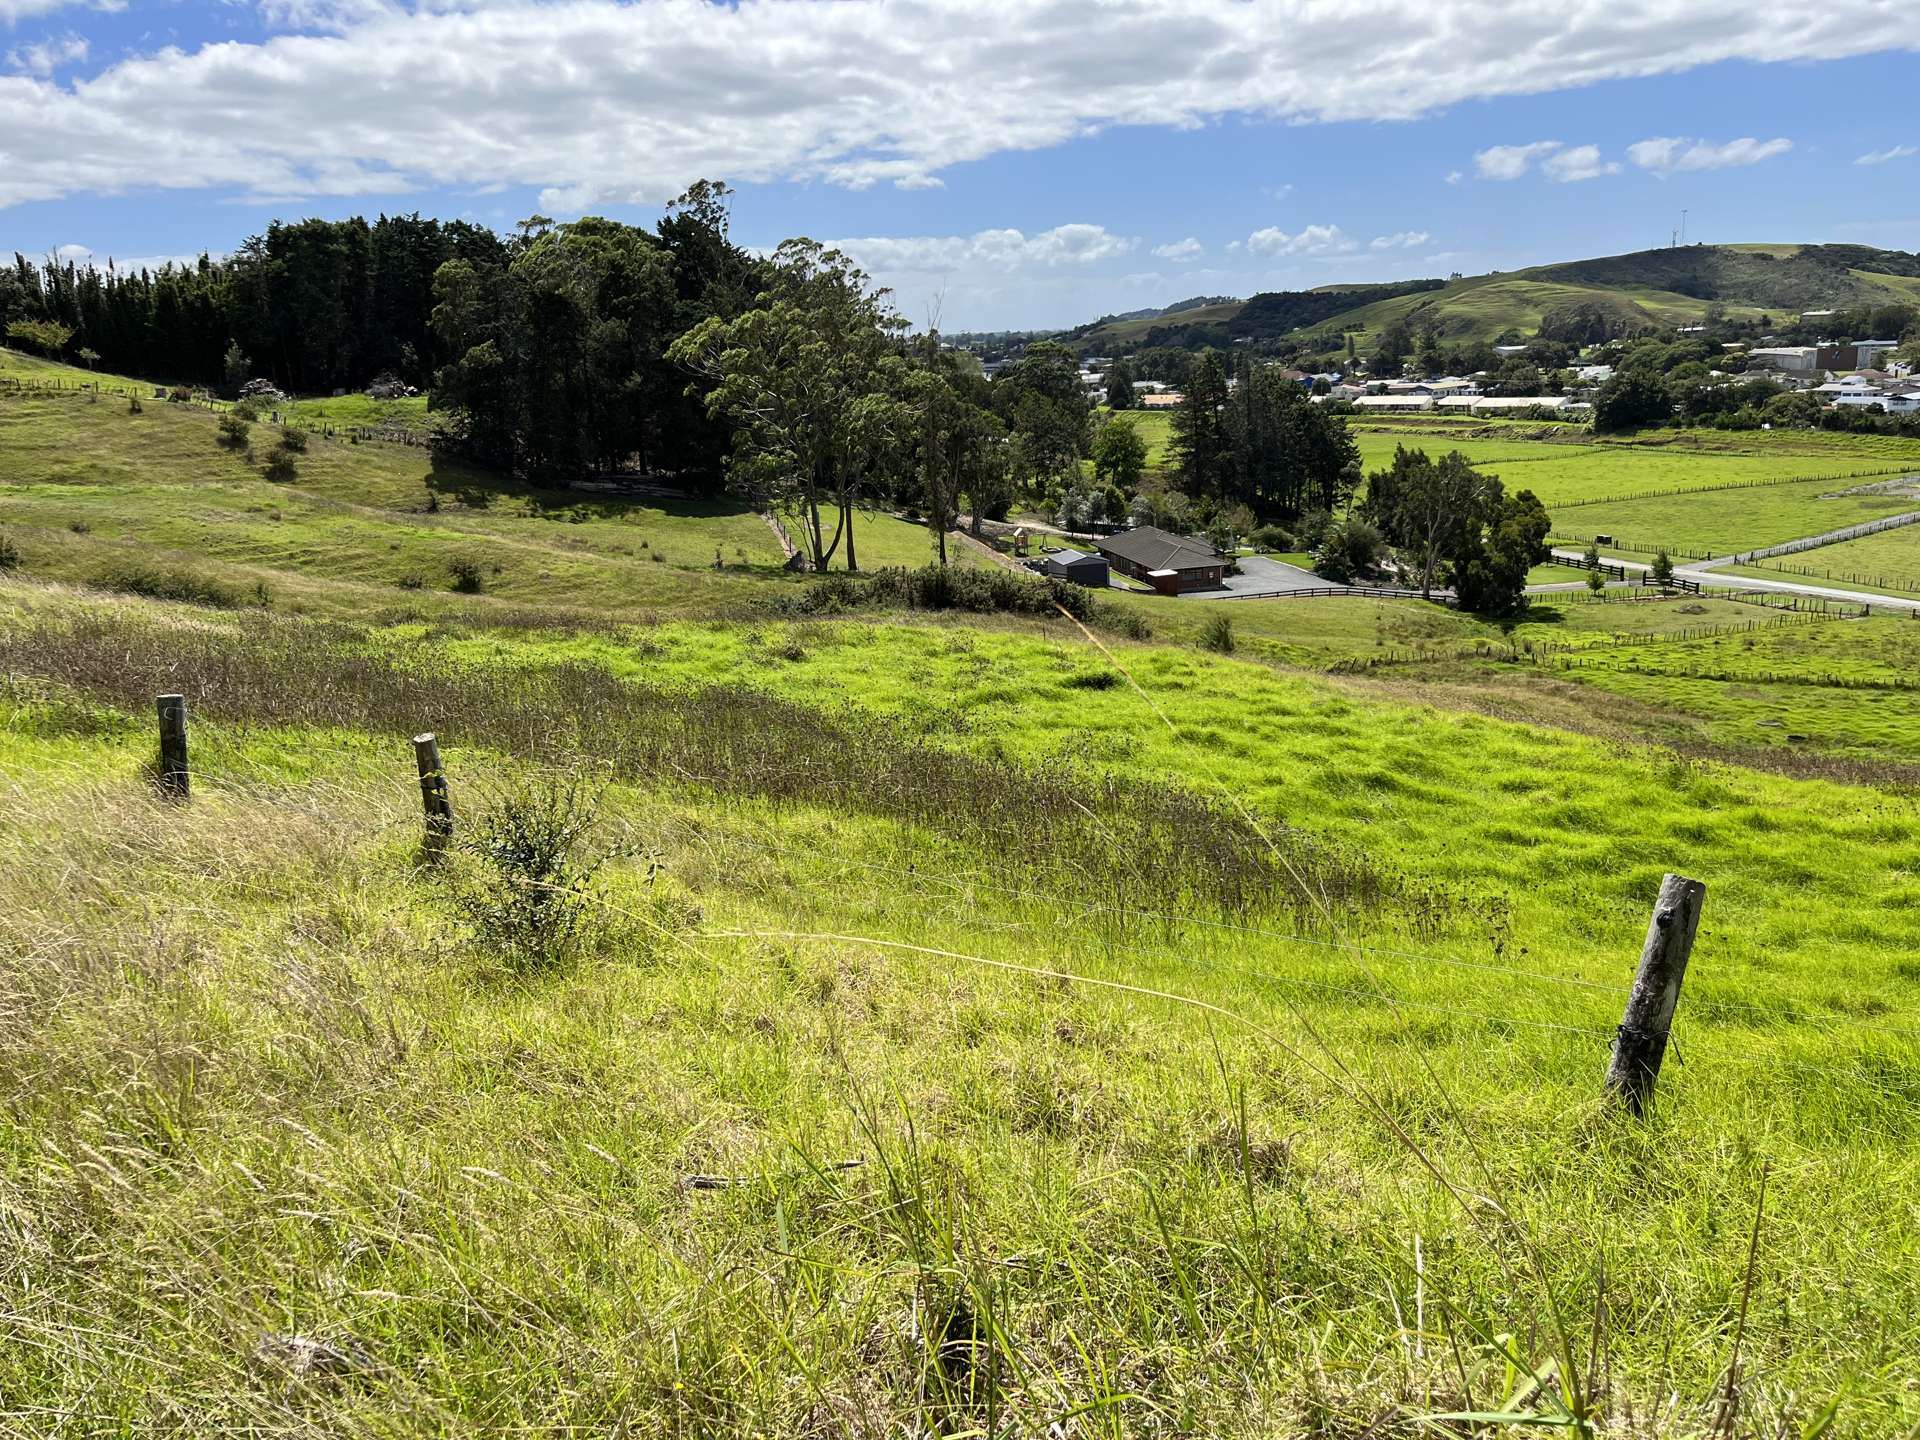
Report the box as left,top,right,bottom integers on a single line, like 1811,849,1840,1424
1101,606,1152,641
216,413,251,450
1250,524,1295,552
261,447,299,483
451,773,629,971
279,427,309,453
1199,611,1236,654
233,399,261,422
780,563,1096,622
90,562,239,608
0,531,20,572
448,557,485,593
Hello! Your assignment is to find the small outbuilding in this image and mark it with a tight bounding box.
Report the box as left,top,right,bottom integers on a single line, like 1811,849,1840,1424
1096,526,1225,595
1040,548,1109,588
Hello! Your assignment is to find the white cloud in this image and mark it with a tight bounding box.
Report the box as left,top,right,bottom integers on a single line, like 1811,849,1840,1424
826,224,1134,275
1541,144,1620,181
1474,141,1562,180
1628,135,1793,176
1444,170,1463,185
6,28,84,73
1856,145,1917,166
0,0,121,22
1369,230,1430,249
0,1,1905,209
1246,223,1353,256
1152,237,1204,261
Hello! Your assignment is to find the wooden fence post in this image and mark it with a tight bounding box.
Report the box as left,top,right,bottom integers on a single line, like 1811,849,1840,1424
156,693,189,798
1605,873,1706,1115
413,732,454,854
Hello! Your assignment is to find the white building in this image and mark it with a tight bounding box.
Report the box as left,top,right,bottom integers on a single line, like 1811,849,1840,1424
1748,347,1821,374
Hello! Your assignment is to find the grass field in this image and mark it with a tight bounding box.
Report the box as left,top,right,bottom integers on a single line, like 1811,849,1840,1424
12,344,1920,1430
1726,521,1920,594
1550,476,1920,555
2,591,1919,1430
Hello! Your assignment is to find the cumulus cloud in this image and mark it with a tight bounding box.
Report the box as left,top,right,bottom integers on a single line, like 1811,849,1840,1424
0,1,1905,209
1369,230,1430,249
1542,144,1620,181
1474,141,1562,180
1856,144,1917,166
1152,237,1204,261
1628,135,1793,176
826,224,1134,275
6,28,84,72
48,242,214,271
1246,223,1353,257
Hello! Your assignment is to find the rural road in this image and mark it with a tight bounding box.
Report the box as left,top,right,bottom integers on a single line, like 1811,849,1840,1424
1546,547,1920,614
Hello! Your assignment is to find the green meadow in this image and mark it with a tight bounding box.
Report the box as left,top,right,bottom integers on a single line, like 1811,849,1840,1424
7,346,1920,1432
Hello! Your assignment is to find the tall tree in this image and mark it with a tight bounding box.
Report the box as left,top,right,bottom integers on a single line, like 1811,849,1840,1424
670,240,907,571
1104,358,1136,410
1171,348,1232,500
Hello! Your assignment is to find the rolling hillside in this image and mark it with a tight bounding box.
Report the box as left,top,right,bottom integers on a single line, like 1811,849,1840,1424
1068,242,1920,356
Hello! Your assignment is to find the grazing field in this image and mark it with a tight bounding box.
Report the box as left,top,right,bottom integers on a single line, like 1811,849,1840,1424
1726,520,1920,594
1549,475,1920,555
12,342,1920,1430
2,590,1919,1430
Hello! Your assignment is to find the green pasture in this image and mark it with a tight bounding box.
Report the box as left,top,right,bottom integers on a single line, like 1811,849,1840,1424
1550,476,1920,555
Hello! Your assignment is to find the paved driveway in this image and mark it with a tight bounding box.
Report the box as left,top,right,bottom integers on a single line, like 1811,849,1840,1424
1188,554,1329,599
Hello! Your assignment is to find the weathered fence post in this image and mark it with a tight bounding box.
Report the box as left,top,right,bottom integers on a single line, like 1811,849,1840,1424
1605,873,1706,1115
156,693,189,798
413,732,454,854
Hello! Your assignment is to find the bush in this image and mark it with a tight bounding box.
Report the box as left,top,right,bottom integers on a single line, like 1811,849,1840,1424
1101,606,1152,641
167,386,191,404
1651,549,1675,586
216,413,251,450
451,772,630,971
1250,525,1295,552
1199,611,1236,654
232,399,261,422
777,563,1096,622
0,531,20,572
1312,517,1386,584
261,448,299,483
279,427,309,453
90,562,239,608
448,557,485,593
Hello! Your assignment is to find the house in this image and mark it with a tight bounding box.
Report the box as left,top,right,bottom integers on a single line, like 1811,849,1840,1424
1140,391,1184,409
1351,394,1435,412
1096,526,1225,595
1465,395,1573,415
1039,548,1109,588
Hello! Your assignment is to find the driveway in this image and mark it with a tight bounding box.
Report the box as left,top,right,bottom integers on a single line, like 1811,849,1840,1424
1187,554,1331,599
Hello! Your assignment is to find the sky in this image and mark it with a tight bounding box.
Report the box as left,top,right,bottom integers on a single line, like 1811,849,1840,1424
2,0,1917,331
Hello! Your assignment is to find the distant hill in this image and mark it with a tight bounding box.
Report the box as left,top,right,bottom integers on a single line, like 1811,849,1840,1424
1064,243,1920,357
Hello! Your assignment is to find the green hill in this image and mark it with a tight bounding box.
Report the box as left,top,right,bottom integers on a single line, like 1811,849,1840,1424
1068,242,1920,357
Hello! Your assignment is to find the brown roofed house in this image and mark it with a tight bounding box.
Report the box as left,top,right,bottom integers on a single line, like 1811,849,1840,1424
1096,526,1225,595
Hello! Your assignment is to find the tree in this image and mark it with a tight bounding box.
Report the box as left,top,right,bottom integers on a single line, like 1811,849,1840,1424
1091,414,1147,492
1453,489,1551,616
76,346,99,371
1104,359,1136,410
995,340,1088,492
5,318,72,357
1170,349,1232,498
908,330,1003,564
1362,446,1488,599
1593,371,1674,433
1586,564,1606,596
1651,549,1675,587
222,340,250,395
1312,516,1386,583
670,239,907,572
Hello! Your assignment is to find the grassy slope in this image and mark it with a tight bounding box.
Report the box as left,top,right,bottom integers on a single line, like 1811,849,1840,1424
1549,476,1920,554
2,588,1919,1431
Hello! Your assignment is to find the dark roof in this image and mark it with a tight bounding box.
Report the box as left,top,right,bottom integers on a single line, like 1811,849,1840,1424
1096,526,1220,572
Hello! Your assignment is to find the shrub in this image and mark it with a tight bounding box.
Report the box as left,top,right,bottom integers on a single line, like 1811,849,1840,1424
1101,606,1152,641
451,772,630,971
448,557,485,593
278,427,309,453
216,413,251,450
261,448,299,483
167,386,191,404
1064,669,1120,690
89,562,238,608
1199,611,1236,654
775,563,1096,623
1250,524,1295,552
396,573,426,590
0,531,20,572
233,399,261,422
1651,549,1675,586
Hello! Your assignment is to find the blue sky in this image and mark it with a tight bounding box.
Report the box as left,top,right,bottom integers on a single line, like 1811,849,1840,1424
3,1,1916,329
